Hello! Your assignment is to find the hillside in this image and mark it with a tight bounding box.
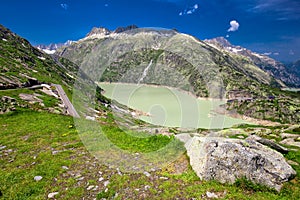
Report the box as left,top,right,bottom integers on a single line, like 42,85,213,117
0,24,80,91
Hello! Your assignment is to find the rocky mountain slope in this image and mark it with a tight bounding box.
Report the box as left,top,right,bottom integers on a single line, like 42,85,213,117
204,37,300,87
0,24,79,90
0,24,110,118
55,26,299,124
57,27,280,96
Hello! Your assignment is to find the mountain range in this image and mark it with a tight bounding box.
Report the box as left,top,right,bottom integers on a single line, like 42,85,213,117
38,25,300,88
1,23,299,124
54,25,299,123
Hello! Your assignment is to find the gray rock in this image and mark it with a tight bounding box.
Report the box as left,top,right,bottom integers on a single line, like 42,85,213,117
48,192,59,199
206,191,218,199
87,185,95,190
175,133,193,144
0,146,7,150
144,185,151,190
34,176,43,181
104,180,110,187
62,166,69,170
247,135,289,154
143,171,151,177
186,136,296,191
280,138,300,148
98,177,104,182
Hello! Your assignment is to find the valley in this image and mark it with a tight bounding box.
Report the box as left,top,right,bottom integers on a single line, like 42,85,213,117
1,24,300,199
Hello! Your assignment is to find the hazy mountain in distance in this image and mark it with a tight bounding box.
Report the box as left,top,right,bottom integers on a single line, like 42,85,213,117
36,40,74,54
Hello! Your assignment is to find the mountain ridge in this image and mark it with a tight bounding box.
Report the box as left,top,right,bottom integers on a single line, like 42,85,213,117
204,37,300,87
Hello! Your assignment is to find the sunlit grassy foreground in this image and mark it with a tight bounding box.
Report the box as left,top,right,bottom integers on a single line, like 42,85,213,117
1,110,300,199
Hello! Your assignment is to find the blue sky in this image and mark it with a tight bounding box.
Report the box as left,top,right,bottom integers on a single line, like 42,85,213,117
0,0,300,62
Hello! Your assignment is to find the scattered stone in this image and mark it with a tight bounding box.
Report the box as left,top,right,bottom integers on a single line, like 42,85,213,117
281,133,298,139
93,186,99,191
159,177,168,180
206,191,218,199
143,171,151,177
280,138,300,148
186,136,296,191
98,177,104,182
104,180,110,187
237,135,244,139
85,116,95,121
150,168,156,172
87,185,95,191
52,150,60,155
34,176,43,181
48,192,59,199
62,166,69,170
0,146,7,150
144,185,151,190
77,177,84,181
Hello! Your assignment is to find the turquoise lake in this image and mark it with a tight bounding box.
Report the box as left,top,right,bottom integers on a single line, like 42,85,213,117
98,83,248,129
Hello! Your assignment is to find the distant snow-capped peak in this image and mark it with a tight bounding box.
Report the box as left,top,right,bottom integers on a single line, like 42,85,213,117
36,40,75,54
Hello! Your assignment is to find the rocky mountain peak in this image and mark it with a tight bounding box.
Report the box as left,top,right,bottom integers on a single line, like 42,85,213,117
36,40,74,54
206,37,233,48
86,27,111,37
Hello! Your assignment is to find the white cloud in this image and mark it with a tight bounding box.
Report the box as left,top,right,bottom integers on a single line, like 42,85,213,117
289,50,295,55
226,34,230,38
227,20,240,32
104,4,109,7
273,52,280,56
179,4,199,16
60,3,68,10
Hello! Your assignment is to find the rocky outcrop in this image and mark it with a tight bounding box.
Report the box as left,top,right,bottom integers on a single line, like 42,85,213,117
0,96,16,113
185,136,296,191
86,27,111,37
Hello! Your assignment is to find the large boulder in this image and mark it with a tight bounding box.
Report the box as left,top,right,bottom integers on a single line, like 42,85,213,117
184,136,296,191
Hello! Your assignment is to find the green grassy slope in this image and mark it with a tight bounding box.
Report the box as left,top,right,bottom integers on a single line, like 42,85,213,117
1,110,300,199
